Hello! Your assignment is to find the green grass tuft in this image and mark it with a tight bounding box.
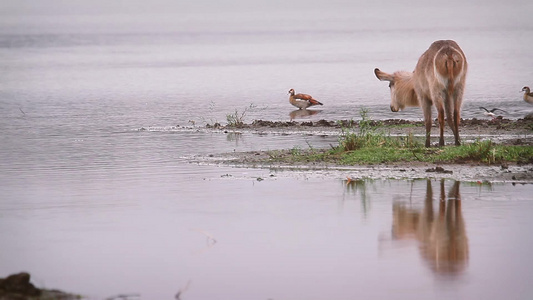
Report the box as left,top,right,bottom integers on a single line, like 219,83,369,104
280,108,533,165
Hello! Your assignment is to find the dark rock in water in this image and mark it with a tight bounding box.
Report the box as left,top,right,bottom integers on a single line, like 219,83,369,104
0,272,79,300
0,272,41,298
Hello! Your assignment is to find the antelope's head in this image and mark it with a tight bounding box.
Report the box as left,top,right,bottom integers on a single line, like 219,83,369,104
374,68,416,112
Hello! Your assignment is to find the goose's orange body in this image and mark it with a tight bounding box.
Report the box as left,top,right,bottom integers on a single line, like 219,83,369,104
288,89,323,110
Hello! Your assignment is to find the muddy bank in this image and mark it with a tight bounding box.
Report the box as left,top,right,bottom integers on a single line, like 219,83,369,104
197,117,533,183
241,116,533,132
203,117,533,144
208,115,533,129
202,149,533,183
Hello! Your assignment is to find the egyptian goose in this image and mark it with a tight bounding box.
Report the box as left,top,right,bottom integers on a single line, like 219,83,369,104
479,106,507,119
522,86,533,104
288,89,323,110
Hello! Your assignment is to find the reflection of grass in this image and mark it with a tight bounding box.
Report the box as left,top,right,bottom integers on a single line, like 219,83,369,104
342,178,378,216
344,178,372,200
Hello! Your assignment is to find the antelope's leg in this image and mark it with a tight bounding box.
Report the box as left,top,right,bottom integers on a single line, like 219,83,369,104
453,83,466,146
453,102,461,146
444,94,460,146
437,105,445,147
422,100,433,147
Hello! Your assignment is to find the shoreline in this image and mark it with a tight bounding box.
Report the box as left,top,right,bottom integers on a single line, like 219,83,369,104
193,117,533,183
198,150,533,183
205,116,533,142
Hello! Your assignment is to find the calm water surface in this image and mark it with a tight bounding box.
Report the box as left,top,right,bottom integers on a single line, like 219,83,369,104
1,176,533,299
1,1,533,299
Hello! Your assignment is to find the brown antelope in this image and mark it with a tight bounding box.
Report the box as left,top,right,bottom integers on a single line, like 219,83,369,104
288,89,323,110
375,40,468,147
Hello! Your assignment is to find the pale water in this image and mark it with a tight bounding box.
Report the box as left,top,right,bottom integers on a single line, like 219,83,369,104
1,1,533,299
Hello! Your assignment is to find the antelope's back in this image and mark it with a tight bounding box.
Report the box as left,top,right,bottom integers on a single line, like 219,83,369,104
414,40,467,91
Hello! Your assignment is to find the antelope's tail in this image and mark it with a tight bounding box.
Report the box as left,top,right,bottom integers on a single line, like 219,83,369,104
446,54,459,95
437,46,464,96
445,54,456,96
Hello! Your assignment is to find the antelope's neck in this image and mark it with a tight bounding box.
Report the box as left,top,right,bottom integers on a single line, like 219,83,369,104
397,73,418,107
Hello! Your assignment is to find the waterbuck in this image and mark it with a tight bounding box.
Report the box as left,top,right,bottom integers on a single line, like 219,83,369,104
375,40,468,147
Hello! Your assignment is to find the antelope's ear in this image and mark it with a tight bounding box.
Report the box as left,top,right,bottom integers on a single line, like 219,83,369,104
374,68,394,82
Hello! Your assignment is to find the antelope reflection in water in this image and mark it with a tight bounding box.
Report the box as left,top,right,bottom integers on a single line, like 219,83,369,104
392,179,468,274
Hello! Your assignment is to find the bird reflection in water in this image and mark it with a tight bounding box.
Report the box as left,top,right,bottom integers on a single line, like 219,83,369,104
392,179,468,275
289,109,321,121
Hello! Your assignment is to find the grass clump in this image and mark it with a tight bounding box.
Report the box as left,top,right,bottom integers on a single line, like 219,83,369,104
281,109,533,165
335,138,533,165
338,108,423,152
226,109,246,128
433,140,533,164
226,104,256,128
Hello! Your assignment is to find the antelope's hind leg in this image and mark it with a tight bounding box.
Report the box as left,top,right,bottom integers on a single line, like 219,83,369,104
437,105,445,146
444,94,461,146
453,90,463,146
422,99,433,147
431,90,447,147
454,105,461,146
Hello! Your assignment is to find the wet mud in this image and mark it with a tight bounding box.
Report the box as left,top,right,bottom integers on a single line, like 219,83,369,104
206,116,533,144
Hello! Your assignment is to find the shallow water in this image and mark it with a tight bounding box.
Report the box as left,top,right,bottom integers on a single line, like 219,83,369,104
2,176,533,299
1,1,533,299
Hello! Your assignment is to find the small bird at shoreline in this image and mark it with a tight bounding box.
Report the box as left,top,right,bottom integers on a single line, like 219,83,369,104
288,89,323,110
479,107,507,119
522,86,533,104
